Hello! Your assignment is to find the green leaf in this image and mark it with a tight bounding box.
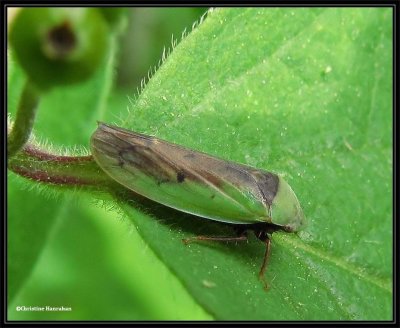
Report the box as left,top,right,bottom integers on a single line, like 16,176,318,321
115,8,392,320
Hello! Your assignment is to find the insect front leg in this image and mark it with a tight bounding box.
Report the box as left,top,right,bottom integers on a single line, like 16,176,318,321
254,230,272,291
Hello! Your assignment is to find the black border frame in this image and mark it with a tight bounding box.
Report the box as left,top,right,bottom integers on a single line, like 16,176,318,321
2,1,398,325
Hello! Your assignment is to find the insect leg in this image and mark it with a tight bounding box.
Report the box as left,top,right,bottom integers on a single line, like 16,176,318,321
258,236,271,290
182,230,248,245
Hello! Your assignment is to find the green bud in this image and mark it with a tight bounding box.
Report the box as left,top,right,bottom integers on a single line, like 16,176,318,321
9,8,110,90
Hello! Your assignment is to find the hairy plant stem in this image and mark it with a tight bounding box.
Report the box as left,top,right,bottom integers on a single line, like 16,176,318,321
8,143,116,190
7,81,40,158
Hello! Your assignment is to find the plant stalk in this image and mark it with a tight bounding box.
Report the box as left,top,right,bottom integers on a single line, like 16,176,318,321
7,81,40,158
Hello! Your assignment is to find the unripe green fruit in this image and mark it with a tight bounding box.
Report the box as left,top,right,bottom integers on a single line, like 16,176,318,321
10,8,110,90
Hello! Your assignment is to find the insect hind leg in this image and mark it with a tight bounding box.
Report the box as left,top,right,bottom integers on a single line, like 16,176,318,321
182,228,248,245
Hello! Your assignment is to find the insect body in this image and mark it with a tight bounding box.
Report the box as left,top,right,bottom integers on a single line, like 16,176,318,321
90,122,305,287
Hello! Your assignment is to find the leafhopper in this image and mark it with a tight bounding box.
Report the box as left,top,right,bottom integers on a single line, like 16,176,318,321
90,123,305,287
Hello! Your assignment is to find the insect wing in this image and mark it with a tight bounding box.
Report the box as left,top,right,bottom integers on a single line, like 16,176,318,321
90,123,273,224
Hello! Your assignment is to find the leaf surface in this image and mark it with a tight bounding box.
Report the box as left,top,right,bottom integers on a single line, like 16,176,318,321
116,8,392,320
